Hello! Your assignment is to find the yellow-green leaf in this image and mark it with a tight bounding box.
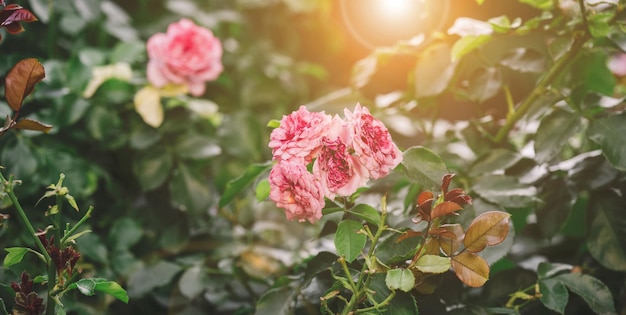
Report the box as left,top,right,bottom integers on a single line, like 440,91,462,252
134,86,163,128
385,268,415,292
414,255,451,274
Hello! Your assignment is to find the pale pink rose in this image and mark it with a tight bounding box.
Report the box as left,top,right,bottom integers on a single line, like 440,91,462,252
269,161,325,223
268,106,333,163
146,19,223,96
344,103,402,179
313,132,369,199
608,53,626,77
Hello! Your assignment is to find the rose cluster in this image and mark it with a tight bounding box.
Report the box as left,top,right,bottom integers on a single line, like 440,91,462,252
268,104,402,223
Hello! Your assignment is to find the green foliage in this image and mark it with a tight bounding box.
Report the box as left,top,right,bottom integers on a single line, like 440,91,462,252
1,0,625,314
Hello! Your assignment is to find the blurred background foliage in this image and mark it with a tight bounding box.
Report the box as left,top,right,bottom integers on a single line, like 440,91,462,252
0,0,625,314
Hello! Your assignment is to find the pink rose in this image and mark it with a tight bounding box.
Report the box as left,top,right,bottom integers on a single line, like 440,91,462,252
268,106,333,163
269,161,325,223
344,103,402,179
313,131,369,199
608,53,626,77
146,19,223,96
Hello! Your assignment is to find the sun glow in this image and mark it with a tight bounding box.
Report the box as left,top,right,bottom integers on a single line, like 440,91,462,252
340,0,448,48
377,0,421,17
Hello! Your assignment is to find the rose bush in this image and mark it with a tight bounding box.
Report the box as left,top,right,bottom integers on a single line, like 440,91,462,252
146,18,223,96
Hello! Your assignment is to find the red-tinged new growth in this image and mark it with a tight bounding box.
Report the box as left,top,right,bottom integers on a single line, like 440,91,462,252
406,174,510,289
0,2,37,41
10,272,44,315
36,232,81,286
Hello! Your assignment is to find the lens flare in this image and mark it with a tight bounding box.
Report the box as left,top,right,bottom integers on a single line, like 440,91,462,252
377,0,415,17
341,0,449,48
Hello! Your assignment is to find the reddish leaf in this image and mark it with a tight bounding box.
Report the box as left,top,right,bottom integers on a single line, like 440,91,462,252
397,230,423,243
441,174,455,194
14,118,52,133
431,201,463,219
422,237,441,256
0,4,38,24
445,188,472,205
451,252,489,287
5,58,45,111
463,211,511,253
433,224,464,256
417,191,434,206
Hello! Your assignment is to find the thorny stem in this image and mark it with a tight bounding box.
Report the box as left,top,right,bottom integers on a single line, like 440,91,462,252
493,34,587,143
60,206,93,245
340,196,391,315
0,172,57,315
0,173,51,263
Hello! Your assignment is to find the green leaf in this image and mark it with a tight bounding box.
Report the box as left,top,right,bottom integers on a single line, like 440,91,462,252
401,146,448,189
587,190,626,271
255,286,295,315
577,52,616,96
110,41,146,64
351,55,378,89
384,291,419,315
64,194,79,211
519,0,554,10
108,218,143,251
75,233,108,264
1,137,37,179
67,278,129,303
29,0,50,22
414,255,451,274
127,261,182,298
588,113,626,171
132,147,173,191
500,47,546,73
588,13,612,38
174,134,221,160
73,278,96,296
334,219,367,263
472,175,537,208
469,149,521,176
4,247,29,267
178,266,211,299
255,179,271,201
169,164,211,214
73,0,100,22
535,177,575,238
539,278,568,314
267,119,281,128
385,268,415,292
219,162,273,208
537,262,572,279
0,298,8,315
451,35,492,62
467,67,502,103
375,232,422,265
348,204,381,226
414,44,456,98
534,108,582,163
556,273,617,315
